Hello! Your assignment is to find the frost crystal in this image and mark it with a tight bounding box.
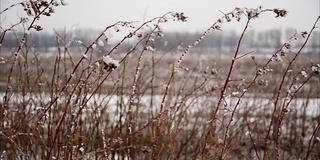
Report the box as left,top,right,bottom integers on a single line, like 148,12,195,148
98,40,104,47
97,55,119,72
0,57,7,64
272,53,282,62
79,147,84,153
146,46,155,52
311,64,320,75
257,68,267,75
257,80,268,86
102,56,118,66
82,54,88,59
231,91,239,96
301,70,308,78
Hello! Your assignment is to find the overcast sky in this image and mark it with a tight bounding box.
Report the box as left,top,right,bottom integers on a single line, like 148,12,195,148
1,0,319,33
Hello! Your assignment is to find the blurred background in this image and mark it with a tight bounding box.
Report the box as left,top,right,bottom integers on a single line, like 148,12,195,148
0,0,319,53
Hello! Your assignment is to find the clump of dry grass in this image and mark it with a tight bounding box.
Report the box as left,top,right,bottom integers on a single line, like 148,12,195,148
1,2,320,160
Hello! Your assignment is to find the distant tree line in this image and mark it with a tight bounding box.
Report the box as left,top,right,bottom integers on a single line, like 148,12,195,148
154,28,319,53
1,28,319,53
0,28,100,50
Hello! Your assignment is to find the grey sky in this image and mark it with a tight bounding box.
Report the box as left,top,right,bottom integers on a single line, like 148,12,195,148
1,0,319,33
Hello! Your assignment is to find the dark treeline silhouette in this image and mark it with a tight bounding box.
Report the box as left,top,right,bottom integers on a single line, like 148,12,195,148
1,28,319,53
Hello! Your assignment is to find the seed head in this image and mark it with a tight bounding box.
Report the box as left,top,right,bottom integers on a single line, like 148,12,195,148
273,9,287,17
